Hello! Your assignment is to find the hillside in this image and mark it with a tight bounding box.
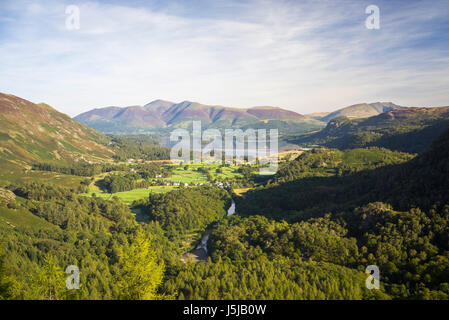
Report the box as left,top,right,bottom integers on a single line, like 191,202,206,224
239,126,449,222
0,93,118,183
74,100,325,134
0,93,115,164
317,102,404,122
232,128,449,299
287,106,449,153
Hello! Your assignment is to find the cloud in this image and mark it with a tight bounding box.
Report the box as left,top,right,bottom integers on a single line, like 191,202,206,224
0,0,448,116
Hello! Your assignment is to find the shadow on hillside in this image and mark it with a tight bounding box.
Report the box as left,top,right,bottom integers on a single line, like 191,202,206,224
236,142,448,223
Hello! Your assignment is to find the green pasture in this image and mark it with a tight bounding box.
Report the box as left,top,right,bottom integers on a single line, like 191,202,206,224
80,186,177,204
167,163,243,183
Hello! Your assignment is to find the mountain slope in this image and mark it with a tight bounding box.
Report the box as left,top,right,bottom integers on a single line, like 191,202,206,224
0,93,114,167
239,124,449,222
74,100,318,134
319,102,403,122
288,106,449,153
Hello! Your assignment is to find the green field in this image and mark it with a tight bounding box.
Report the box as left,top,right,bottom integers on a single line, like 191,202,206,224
167,164,243,183
80,186,177,204
76,163,247,204
167,168,208,183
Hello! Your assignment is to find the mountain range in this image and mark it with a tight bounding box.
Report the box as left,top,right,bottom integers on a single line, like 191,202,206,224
2,91,447,173
74,100,322,135
74,100,405,135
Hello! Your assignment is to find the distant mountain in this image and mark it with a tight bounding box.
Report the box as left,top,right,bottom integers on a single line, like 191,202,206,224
0,93,114,167
305,112,330,120
74,100,325,134
287,106,449,153
312,102,404,122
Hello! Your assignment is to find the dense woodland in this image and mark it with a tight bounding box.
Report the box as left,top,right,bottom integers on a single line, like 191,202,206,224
32,162,124,177
1,126,449,300
109,135,171,161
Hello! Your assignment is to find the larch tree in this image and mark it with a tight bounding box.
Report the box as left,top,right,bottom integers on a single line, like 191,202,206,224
116,228,165,300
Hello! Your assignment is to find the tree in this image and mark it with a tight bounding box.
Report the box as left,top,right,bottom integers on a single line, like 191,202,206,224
0,248,13,300
29,254,67,300
116,228,165,300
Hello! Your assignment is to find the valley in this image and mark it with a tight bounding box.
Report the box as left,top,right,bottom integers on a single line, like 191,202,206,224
0,92,448,301
2,0,449,309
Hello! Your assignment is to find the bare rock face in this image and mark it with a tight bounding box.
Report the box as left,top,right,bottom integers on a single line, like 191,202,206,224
0,187,16,202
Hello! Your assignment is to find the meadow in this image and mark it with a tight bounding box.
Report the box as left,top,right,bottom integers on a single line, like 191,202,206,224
167,163,243,183
80,186,177,204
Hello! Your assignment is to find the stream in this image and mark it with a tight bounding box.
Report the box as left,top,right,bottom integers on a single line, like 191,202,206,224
194,199,236,258
226,200,236,216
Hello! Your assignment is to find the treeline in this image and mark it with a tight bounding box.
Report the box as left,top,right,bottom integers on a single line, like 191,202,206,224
98,163,173,193
32,162,127,177
132,162,173,179
12,182,135,232
102,173,149,193
12,182,75,201
32,160,172,179
109,135,170,161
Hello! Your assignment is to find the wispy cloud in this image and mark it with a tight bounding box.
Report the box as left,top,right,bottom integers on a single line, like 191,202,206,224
0,0,448,116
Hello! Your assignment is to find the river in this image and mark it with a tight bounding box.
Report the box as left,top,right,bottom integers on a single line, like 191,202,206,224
193,199,236,259
226,200,236,216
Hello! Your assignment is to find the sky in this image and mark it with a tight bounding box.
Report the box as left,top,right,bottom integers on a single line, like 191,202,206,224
1,0,449,117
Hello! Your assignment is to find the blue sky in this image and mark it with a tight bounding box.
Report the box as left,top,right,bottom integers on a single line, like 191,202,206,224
1,0,449,116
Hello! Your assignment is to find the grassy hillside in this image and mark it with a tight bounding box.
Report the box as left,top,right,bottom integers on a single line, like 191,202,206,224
0,93,115,181
320,102,403,122
0,93,172,187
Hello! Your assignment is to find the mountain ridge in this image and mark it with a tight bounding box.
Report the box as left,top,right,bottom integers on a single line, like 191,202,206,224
308,102,404,122
75,100,408,135
74,100,313,134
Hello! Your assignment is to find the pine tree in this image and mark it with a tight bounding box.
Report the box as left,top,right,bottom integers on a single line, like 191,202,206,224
116,228,165,300
29,254,67,300
0,249,13,300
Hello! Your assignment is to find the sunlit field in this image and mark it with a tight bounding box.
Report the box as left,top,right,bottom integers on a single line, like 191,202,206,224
80,186,177,204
